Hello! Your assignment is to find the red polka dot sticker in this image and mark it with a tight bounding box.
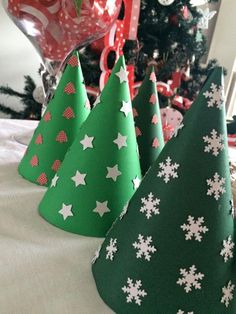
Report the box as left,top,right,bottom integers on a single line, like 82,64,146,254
64,82,76,95
152,137,159,148
37,172,48,185
133,108,138,118
135,126,142,137
63,107,75,119
43,111,51,122
51,159,61,172
149,94,157,105
151,114,158,125
56,131,68,143
67,55,79,67
35,134,43,145
149,71,156,82
30,155,39,167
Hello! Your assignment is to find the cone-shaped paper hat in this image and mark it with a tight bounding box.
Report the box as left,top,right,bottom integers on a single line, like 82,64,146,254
133,66,164,175
92,68,236,312
38,56,141,237
18,51,90,187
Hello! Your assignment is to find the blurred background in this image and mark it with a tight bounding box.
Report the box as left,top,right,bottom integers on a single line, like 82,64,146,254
0,0,235,119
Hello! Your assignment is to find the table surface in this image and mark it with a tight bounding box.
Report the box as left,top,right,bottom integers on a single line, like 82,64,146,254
1,119,235,314
0,119,112,314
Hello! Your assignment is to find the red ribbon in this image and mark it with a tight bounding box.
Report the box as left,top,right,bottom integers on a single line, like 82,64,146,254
99,0,140,95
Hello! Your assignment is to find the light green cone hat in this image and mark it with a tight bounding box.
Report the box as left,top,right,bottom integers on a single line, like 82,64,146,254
92,67,236,313
132,66,164,175
38,56,142,237
18,51,90,187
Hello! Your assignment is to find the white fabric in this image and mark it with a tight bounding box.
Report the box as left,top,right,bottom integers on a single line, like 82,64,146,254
0,119,112,314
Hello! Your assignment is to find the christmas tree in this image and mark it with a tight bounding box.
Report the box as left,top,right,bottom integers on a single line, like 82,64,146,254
92,68,236,312
38,56,141,237
132,66,164,175
0,76,42,119
18,51,90,187
81,0,221,107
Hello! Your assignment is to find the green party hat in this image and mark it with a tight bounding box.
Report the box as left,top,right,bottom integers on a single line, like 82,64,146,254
38,56,141,237
132,66,164,175
18,51,90,187
92,67,236,313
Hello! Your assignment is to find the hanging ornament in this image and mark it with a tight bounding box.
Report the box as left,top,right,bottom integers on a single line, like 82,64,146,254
33,86,45,104
158,0,175,6
190,0,208,6
169,14,179,26
198,8,217,29
181,61,191,81
182,5,189,19
196,29,203,42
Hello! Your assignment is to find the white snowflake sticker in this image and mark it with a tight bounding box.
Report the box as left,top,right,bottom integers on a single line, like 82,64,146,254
140,192,160,219
181,216,209,242
157,156,179,183
220,235,235,262
203,82,224,110
177,310,194,314
91,245,101,264
122,278,147,306
221,281,235,308
120,203,129,220
203,129,224,157
230,199,235,218
105,238,118,261
206,172,226,200
177,265,204,293
133,234,157,261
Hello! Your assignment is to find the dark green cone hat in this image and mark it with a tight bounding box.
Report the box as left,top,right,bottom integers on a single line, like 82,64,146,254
92,67,236,312
38,56,141,237
18,51,90,187
133,66,164,175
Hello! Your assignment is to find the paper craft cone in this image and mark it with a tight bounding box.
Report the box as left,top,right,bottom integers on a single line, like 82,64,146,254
92,68,236,312
38,56,141,237
133,66,164,175
18,51,90,187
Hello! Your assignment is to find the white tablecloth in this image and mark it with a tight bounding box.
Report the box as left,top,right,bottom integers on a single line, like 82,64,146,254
0,119,112,314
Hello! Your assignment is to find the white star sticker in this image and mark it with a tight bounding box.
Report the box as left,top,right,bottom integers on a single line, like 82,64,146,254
115,66,129,83
93,95,101,107
93,201,111,217
59,203,73,220
132,176,141,190
113,133,127,150
71,170,86,187
120,101,132,117
80,134,94,150
51,174,59,187
106,164,122,181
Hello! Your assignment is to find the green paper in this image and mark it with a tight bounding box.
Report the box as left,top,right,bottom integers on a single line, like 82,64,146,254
18,51,90,187
133,66,164,175
38,56,142,237
92,68,236,312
